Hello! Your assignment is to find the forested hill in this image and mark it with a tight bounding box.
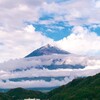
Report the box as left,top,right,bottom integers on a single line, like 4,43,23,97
47,73,100,100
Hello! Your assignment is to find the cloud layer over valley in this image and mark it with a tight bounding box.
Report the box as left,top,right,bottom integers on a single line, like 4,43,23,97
0,54,100,88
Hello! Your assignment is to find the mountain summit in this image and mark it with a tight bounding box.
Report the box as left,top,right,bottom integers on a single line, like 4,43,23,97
25,44,70,57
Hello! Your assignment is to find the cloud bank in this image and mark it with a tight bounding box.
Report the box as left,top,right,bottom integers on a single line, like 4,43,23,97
0,68,100,89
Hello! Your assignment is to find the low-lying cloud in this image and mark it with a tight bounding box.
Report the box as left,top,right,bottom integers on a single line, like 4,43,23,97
0,68,100,88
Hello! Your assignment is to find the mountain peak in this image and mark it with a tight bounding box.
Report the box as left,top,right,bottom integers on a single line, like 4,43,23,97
25,44,70,57
41,44,53,49
45,44,51,48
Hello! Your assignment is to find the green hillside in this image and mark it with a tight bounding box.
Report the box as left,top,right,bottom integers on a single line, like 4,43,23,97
47,73,100,100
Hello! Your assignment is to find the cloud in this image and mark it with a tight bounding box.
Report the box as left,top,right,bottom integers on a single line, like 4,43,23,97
0,0,46,30
95,0,100,8
0,25,53,62
41,0,100,25
57,26,100,55
0,68,100,88
0,78,70,89
0,53,100,88
0,54,100,80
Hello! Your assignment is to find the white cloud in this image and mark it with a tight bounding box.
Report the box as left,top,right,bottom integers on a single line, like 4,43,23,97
0,0,48,30
0,53,100,88
0,54,100,80
41,0,100,25
0,78,69,88
95,0,100,8
0,25,53,62
89,24,100,29
0,68,99,88
57,26,100,55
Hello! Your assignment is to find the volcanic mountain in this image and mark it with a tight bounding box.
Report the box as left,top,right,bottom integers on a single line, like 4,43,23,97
25,44,70,57
0,44,100,91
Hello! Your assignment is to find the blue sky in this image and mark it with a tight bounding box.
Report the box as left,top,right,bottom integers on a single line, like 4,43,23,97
0,0,100,62
33,20,100,41
33,21,72,41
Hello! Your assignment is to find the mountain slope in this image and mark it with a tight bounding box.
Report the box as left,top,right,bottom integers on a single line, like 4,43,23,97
25,44,70,57
47,73,100,100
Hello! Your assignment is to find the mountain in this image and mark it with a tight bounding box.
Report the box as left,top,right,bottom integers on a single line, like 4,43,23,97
0,44,100,90
47,73,100,100
25,44,70,57
0,73,99,100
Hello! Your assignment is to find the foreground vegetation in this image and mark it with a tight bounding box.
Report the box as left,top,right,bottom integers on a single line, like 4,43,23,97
48,73,100,100
0,73,100,100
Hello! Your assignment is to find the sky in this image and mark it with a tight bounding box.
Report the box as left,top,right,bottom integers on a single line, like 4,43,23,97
0,0,100,62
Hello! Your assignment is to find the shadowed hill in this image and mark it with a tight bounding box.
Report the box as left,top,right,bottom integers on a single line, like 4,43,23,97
7,87,46,100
